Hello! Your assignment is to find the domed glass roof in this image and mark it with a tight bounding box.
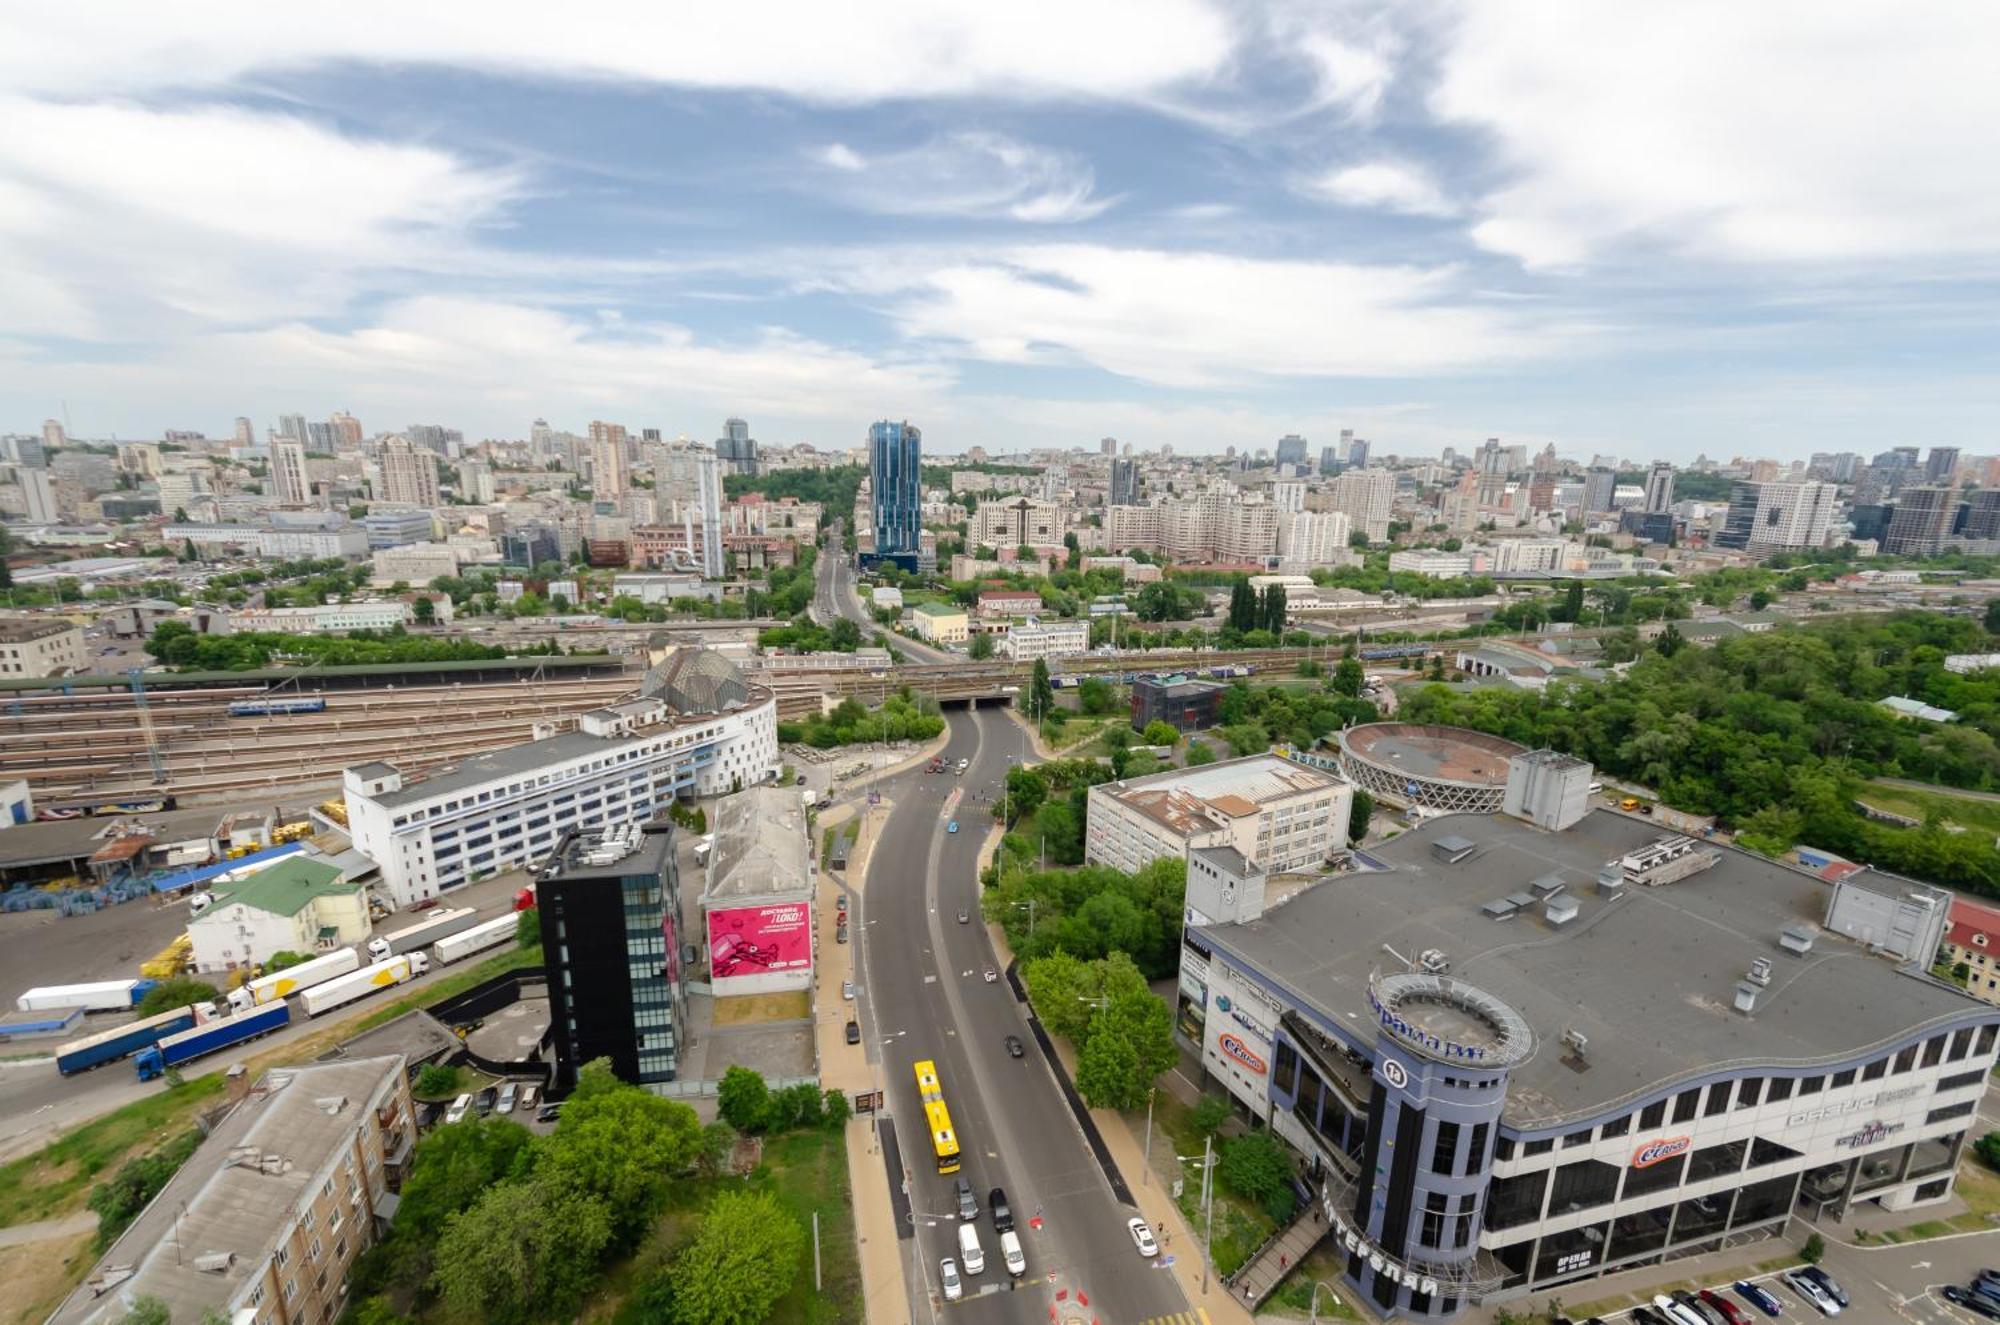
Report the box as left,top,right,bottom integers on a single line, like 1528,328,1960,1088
642,647,748,715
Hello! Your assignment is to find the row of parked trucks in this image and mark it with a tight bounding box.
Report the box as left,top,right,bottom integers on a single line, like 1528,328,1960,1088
34,907,521,1080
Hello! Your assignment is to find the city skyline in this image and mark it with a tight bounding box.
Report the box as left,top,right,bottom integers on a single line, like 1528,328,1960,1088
4,5,1998,461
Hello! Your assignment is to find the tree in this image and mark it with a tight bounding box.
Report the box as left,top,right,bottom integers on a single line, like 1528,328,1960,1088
539,1060,702,1247
1021,951,1100,1041
1260,583,1288,634
1185,742,1217,766
1228,580,1257,634
968,630,995,660
695,1121,738,1180
413,1063,462,1098
1977,1131,2000,1171
90,1129,202,1250
1800,1231,1825,1264
1075,1027,1144,1110
1141,719,1180,747
1219,1129,1295,1221
515,907,541,948
668,1190,806,1325
1077,676,1116,715
1985,598,2000,636
431,1171,613,1325
262,950,307,972
1333,656,1364,698
718,1064,772,1132
397,1116,535,1243
1004,765,1048,824
1191,1094,1231,1137
137,978,218,1017
412,595,435,624
115,1298,172,1325
1349,789,1374,844
1030,657,1055,722
1656,622,1686,657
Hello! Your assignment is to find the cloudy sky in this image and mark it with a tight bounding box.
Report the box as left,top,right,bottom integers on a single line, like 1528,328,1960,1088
2,2,1996,460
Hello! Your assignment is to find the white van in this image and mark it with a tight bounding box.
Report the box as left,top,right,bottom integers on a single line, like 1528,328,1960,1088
443,1093,472,1125
999,1228,1026,1278
957,1222,985,1275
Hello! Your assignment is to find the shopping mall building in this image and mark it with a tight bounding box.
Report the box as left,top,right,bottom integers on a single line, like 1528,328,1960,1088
1174,748,2000,1318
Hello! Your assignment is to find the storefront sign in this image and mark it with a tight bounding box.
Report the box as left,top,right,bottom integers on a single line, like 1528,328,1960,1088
1631,1136,1692,1169
1834,1120,1906,1149
1787,1085,1921,1129
1330,1206,1439,1296
1367,985,1493,1062
1219,1033,1268,1075
1554,1250,1594,1274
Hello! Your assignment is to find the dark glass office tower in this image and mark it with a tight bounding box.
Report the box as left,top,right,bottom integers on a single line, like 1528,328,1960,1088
866,419,922,571
535,822,685,1094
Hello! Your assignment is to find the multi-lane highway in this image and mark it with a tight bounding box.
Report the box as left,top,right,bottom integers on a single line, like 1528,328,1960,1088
855,707,1192,1323
821,536,1191,1322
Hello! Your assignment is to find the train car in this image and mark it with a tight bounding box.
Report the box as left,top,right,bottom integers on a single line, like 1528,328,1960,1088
226,697,328,717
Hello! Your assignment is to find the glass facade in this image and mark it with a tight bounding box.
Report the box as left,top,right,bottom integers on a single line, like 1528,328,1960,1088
868,420,922,565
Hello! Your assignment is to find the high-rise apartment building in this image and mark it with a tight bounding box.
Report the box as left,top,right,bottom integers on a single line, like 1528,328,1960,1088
1109,457,1141,506
378,437,441,507
716,417,759,476
1643,462,1675,513
1101,436,1118,457
270,437,311,506
306,420,337,450
19,469,58,523
1277,509,1353,569
1960,490,2000,543
41,419,65,450
1319,446,1340,477
330,410,364,448
589,421,631,500
1275,434,1308,469
460,458,495,503
1582,466,1618,513
1926,447,1962,485
696,447,724,578
232,416,255,447
1330,468,1395,542
1716,480,1837,554
866,419,922,570
277,413,307,444
1883,487,1963,556
534,822,687,1093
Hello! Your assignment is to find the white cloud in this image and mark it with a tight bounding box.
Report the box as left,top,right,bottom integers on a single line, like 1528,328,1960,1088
0,2,1232,106
868,245,1567,386
1304,159,1458,217
806,133,1113,224
0,97,518,335
1429,1,2000,267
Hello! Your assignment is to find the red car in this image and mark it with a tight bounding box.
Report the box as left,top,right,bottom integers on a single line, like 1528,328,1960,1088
1699,1288,1750,1325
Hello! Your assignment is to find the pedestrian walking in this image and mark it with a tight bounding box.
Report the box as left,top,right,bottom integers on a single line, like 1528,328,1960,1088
1279,1253,1288,1270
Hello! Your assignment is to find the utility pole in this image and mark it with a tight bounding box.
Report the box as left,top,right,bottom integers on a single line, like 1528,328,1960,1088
1142,1087,1155,1185
1201,1132,1215,1294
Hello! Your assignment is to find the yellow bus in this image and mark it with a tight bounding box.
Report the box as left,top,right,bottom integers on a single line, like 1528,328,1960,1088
913,1059,962,1174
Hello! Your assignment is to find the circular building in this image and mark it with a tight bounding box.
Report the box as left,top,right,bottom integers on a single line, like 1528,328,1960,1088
1339,722,1527,814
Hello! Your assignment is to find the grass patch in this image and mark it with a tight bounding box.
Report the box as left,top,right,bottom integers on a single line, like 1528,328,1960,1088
713,991,812,1026
0,1074,227,1229
1145,1092,1277,1279
1859,781,2000,834
1267,1243,1355,1317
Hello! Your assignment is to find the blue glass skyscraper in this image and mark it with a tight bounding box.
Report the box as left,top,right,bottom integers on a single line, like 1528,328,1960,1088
866,419,922,571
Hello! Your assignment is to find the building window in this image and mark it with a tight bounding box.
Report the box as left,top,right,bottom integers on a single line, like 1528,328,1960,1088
1468,1122,1490,1170
1548,1157,1620,1215
1621,1151,1685,1201
1736,1077,1762,1109
1894,1044,1920,1073
1748,1136,1800,1168
1562,1126,1594,1148
1766,1076,1794,1103
1639,1099,1667,1131
1797,1075,1824,1096
1484,1169,1548,1231
1928,1101,1977,1125
1703,1083,1731,1117
1862,1057,1888,1082
1922,1035,1947,1068
1829,1067,1856,1089
1600,1112,1632,1139
1671,1088,1700,1124
1431,1120,1461,1175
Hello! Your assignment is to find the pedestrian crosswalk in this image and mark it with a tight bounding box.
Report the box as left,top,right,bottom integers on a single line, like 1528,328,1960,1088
1138,1311,1210,1325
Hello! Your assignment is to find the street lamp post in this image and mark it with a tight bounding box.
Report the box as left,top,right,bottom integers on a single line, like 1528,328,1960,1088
1141,1086,1156,1186
1177,1135,1217,1295
1307,1281,1345,1324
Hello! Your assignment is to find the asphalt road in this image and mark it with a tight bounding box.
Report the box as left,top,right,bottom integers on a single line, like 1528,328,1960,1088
856,705,1191,1323
814,528,958,667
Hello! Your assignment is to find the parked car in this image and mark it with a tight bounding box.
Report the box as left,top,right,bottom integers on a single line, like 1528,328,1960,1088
989,1187,1013,1232
1669,1291,1719,1325
947,820,959,833
955,1177,979,1221
836,927,848,944
496,1081,519,1115
475,1086,498,1117
1004,1034,1024,1058
1128,1217,1158,1257
1799,1267,1847,1309
842,980,855,1000
1699,1288,1749,1325
1654,1294,1704,1325
845,1020,861,1044
1781,1269,1840,1316
1945,1286,2000,1320
940,1257,963,1302
443,1093,472,1125
518,1084,539,1111
957,908,970,924
535,1102,563,1123
1630,1310,1669,1325
1732,1281,1783,1317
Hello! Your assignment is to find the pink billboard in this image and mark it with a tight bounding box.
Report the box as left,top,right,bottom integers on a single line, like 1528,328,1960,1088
707,903,812,978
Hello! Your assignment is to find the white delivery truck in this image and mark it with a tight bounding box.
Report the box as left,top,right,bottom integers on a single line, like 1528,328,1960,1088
957,1223,985,1275
367,907,479,961
296,953,429,1018
999,1229,1026,1278
227,947,361,1011
16,979,154,1014
431,913,519,965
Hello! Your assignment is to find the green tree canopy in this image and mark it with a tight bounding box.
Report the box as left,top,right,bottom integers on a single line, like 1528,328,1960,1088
431,1170,613,1325
536,1059,702,1248
667,1190,806,1325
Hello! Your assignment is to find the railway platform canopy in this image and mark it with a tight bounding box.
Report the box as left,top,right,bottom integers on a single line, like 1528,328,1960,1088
0,652,630,697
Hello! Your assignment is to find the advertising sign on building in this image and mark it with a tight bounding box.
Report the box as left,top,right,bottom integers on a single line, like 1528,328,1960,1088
706,902,811,980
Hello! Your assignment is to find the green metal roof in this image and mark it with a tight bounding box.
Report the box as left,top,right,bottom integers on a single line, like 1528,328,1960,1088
912,601,966,618
209,857,356,918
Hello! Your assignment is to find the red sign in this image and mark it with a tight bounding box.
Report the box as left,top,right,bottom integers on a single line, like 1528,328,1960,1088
1218,1033,1267,1075
1631,1135,1692,1169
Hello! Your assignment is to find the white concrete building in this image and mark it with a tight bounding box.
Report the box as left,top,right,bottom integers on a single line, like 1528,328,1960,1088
1277,509,1353,570
701,785,814,996
344,650,779,906
1330,468,1396,543
371,542,460,585
1390,548,1490,579
232,601,413,634
0,616,87,677
187,855,370,973
1000,618,1090,661
1085,753,1354,875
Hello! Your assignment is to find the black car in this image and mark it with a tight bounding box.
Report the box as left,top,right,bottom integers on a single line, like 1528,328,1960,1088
1629,1309,1667,1325
990,1187,1013,1232
1947,1286,2000,1320
475,1086,498,1116
535,1102,563,1123
1003,1034,1024,1058
1800,1266,1848,1308
845,1019,861,1045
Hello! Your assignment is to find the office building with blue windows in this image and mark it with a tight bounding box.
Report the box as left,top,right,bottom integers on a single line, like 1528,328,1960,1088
865,419,922,572
1177,752,2000,1318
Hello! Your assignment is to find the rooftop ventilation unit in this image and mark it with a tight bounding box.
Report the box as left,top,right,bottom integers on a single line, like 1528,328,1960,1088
1779,923,1817,956
1545,894,1581,926
1431,835,1479,865
193,1252,237,1275
1596,865,1625,897
1733,981,1762,1014
1560,1026,1589,1058
313,1095,349,1115
1746,958,1773,987
1481,896,1522,920
1531,873,1567,897
1418,949,1450,974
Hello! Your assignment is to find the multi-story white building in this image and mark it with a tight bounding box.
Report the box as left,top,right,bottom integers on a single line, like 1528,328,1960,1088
232,601,414,634
378,437,441,507
270,436,311,506
1331,468,1397,542
344,650,778,906
1000,618,1090,661
0,616,88,677
1086,754,1353,875
909,601,969,645
164,522,368,561
1390,548,1490,579
1485,538,1571,574
370,542,460,585
1278,509,1354,570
